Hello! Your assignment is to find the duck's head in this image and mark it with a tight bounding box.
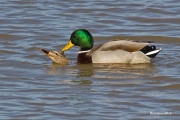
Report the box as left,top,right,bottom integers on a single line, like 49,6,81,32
61,29,94,52
39,48,69,64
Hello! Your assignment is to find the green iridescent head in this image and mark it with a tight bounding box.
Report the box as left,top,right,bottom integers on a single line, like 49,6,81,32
61,29,94,52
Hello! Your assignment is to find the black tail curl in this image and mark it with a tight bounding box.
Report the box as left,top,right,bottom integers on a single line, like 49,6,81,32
140,45,160,58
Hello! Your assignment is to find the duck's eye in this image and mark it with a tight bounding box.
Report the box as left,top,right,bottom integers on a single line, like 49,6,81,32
55,53,59,56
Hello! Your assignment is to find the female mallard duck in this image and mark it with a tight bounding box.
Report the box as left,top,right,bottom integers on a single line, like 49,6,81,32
61,29,162,64
39,48,69,64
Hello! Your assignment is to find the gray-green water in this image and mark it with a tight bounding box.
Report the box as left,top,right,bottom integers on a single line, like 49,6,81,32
0,0,180,119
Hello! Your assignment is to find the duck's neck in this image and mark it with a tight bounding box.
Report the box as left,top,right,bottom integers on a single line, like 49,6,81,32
78,50,91,53
77,50,92,64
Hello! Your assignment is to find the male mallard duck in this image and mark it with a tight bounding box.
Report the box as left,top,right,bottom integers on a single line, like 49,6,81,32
39,48,69,64
61,29,162,64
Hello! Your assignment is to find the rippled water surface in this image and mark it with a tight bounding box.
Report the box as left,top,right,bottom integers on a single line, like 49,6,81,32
0,0,180,119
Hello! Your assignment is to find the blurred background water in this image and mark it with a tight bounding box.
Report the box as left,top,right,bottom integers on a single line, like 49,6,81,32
0,0,180,119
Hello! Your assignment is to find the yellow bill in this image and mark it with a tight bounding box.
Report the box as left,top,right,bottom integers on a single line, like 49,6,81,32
61,40,74,52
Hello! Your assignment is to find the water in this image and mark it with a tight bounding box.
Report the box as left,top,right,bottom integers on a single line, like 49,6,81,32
0,0,180,119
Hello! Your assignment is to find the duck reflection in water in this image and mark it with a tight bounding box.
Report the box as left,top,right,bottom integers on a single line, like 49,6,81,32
45,62,157,80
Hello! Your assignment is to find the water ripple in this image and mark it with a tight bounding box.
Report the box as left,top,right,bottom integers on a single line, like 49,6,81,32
0,0,180,119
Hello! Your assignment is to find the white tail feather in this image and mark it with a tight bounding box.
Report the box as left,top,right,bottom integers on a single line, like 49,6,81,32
146,48,162,56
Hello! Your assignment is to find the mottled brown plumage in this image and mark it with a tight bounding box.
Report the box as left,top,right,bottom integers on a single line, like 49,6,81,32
39,48,69,65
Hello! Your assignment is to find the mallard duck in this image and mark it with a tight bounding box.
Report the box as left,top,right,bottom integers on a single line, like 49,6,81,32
39,48,69,64
61,29,162,64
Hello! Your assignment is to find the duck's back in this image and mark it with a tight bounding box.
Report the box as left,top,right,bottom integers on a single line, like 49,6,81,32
90,40,160,64
77,40,161,64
